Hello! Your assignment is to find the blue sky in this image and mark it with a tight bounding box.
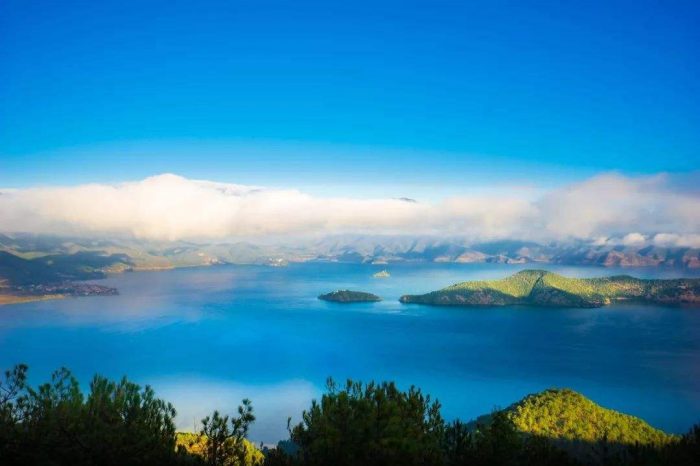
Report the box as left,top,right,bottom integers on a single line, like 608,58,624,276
1,0,698,191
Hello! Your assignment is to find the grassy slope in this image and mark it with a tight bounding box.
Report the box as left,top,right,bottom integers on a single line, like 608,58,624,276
445,269,542,296
400,270,700,307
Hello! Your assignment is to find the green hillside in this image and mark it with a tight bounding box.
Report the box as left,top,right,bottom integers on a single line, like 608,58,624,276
502,388,675,446
400,269,700,307
0,250,130,286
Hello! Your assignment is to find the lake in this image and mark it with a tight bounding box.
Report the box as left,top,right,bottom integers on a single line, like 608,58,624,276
1,262,699,444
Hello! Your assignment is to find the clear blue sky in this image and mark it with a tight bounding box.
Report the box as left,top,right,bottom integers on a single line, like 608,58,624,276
1,0,698,189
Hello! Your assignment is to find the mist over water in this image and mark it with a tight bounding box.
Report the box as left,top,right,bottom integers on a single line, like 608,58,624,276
1,262,699,444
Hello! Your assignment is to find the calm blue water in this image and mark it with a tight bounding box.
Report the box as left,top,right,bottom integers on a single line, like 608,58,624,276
1,262,699,443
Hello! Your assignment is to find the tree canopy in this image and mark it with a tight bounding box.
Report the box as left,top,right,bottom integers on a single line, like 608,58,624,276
1,365,699,466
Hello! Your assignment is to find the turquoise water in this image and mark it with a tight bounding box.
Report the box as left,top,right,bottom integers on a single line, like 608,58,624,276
1,262,699,443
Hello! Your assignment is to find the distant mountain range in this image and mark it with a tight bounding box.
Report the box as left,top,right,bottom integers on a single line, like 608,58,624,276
304,236,700,268
2,233,698,270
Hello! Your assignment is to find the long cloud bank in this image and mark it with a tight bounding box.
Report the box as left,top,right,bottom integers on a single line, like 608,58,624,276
0,173,698,247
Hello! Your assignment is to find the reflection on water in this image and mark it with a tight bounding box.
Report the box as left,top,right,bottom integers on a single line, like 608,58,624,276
1,262,699,443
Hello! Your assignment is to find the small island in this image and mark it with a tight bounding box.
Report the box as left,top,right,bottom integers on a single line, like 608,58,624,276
373,270,390,278
318,290,382,303
400,269,700,308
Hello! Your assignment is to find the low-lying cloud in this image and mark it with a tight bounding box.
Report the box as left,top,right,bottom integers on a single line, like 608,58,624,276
1,173,698,246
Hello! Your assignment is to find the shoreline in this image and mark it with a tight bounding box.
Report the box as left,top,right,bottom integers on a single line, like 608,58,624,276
3,261,700,307
0,293,66,306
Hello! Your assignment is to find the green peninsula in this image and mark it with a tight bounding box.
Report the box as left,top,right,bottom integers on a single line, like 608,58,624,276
318,290,382,303
400,269,700,307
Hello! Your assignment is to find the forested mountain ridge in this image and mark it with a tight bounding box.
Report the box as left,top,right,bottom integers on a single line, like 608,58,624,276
400,270,700,307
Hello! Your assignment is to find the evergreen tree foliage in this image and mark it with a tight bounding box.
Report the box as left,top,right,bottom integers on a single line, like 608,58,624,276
286,378,445,466
2,364,699,466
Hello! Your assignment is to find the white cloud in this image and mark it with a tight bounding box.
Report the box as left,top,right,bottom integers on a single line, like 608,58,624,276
536,173,700,242
0,172,698,244
652,233,700,248
592,236,610,246
621,233,646,246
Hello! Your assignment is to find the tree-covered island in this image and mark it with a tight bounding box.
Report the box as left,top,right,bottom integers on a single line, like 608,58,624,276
400,270,700,308
318,290,382,303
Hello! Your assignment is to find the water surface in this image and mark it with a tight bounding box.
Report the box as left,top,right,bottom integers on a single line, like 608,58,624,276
1,263,699,443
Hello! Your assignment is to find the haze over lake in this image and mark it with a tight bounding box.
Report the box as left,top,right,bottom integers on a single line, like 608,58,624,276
2,262,699,444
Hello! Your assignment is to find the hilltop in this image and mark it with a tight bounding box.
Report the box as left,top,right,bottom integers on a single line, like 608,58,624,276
400,270,700,307
468,388,678,464
499,388,674,445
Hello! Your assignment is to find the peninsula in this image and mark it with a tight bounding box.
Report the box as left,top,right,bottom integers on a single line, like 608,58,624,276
318,290,382,303
400,270,700,308
0,251,120,305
